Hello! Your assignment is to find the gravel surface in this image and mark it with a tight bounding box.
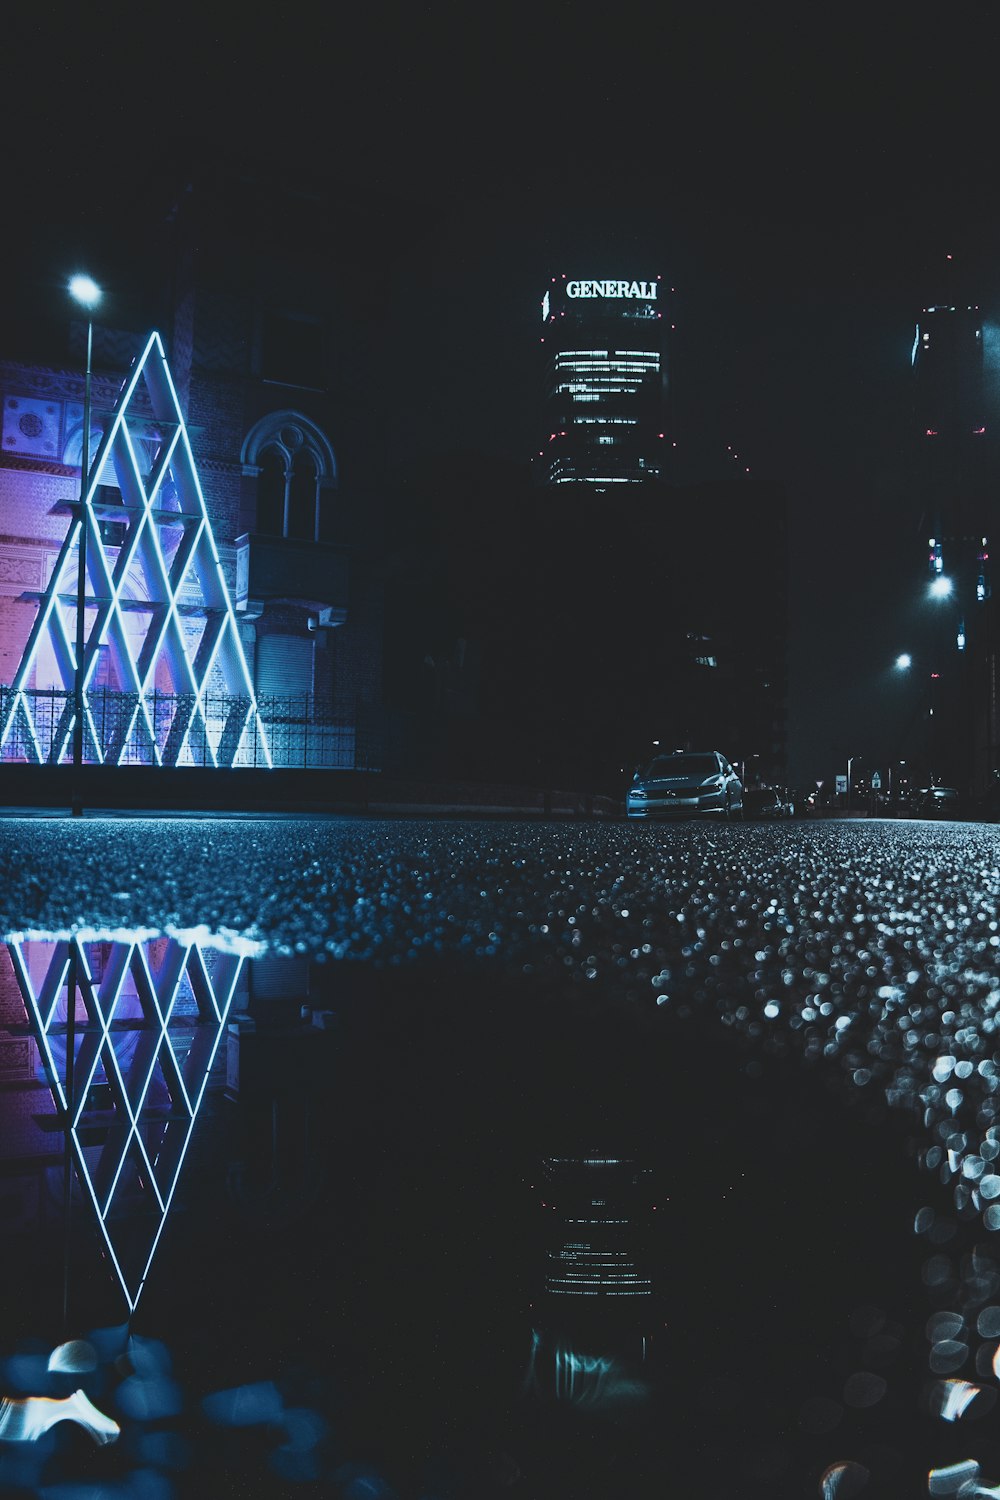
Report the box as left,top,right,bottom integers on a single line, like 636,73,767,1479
6,813,1000,1103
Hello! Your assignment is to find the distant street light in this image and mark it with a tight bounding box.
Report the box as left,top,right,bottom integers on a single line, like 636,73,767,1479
930,576,953,598
895,653,912,670
68,275,102,817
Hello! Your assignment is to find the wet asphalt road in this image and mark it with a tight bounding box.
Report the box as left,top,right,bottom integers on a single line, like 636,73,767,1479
6,811,1000,1495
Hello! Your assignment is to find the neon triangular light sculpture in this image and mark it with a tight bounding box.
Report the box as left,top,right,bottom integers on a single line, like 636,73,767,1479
9,934,245,1312
0,332,271,767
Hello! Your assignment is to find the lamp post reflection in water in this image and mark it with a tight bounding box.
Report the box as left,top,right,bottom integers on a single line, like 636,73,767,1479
63,948,78,1333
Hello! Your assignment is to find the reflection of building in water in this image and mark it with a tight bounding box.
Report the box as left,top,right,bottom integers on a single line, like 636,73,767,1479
525,1154,657,1408
224,953,336,1218
541,1154,655,1312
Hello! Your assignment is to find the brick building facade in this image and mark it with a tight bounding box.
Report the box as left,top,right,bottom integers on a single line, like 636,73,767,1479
0,159,383,769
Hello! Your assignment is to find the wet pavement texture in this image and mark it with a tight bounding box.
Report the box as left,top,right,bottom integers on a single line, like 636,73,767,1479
3,815,1000,1497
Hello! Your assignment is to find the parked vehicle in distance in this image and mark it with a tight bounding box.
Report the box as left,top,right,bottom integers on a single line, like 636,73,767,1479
915,786,961,818
778,787,798,818
627,751,744,820
743,787,785,820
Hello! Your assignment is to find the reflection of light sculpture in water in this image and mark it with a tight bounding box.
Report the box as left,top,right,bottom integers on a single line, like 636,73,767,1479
7,932,245,1312
0,1387,120,1444
0,1338,119,1447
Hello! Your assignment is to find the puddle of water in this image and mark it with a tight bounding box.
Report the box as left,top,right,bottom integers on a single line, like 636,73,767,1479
0,930,958,1496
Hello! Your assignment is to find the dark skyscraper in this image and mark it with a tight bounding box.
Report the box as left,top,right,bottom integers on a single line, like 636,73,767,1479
537,276,668,490
913,301,988,547
910,290,995,790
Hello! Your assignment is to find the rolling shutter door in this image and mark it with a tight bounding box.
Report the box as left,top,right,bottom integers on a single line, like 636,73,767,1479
256,633,313,698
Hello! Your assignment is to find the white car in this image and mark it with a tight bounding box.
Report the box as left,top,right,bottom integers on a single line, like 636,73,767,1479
627,751,744,820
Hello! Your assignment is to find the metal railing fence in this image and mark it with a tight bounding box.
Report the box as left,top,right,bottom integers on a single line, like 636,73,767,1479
0,686,383,771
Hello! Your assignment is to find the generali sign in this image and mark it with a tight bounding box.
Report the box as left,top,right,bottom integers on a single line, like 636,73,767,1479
566,280,658,299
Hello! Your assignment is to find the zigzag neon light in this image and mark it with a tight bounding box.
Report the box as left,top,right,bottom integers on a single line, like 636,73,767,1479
9,934,245,1313
1,331,271,768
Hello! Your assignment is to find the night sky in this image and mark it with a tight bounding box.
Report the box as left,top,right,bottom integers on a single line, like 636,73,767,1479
7,5,1000,784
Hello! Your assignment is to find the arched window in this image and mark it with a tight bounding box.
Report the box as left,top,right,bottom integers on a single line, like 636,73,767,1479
288,450,317,541
242,411,336,544
257,448,286,536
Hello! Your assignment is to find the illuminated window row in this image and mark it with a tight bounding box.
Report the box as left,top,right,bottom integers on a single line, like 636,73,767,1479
554,351,657,362
566,1217,629,1223
553,357,658,368
547,1287,650,1296
572,417,637,425
553,388,651,399
555,385,650,397
550,1272,644,1281
548,472,660,484
549,1277,651,1288
554,355,658,367
554,374,654,385
553,362,658,373
551,1251,634,1260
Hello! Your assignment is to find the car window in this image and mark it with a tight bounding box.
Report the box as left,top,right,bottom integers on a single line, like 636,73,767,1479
641,753,719,779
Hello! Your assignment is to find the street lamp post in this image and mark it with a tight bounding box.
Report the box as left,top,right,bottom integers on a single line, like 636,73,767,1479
847,755,860,811
64,276,100,1325
68,276,101,817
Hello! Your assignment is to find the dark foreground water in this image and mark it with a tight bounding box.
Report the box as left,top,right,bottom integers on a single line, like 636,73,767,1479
3,815,1000,1498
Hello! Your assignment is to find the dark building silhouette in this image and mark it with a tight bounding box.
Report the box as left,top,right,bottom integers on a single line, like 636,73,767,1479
909,281,997,791
382,459,788,792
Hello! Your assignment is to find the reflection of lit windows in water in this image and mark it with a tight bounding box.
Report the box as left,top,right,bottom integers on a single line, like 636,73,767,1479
539,1155,655,1301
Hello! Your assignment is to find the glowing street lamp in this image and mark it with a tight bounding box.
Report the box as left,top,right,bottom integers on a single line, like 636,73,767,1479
895,653,912,670
930,575,953,599
68,275,101,816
